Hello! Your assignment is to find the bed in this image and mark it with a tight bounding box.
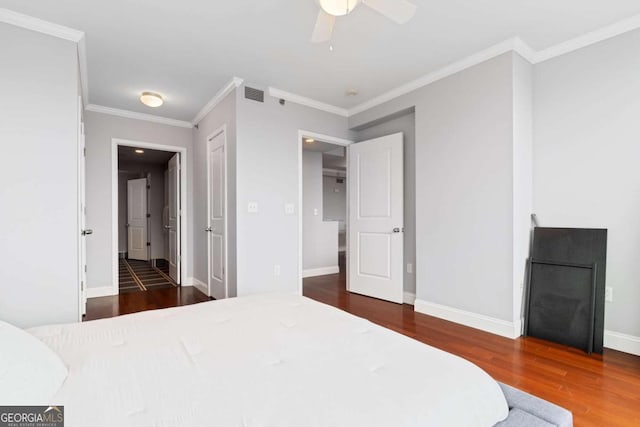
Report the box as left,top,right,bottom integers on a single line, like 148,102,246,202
4,293,572,426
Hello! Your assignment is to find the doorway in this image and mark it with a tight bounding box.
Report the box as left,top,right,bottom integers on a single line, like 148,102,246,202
301,138,348,278
111,139,187,294
298,131,353,294
298,130,405,304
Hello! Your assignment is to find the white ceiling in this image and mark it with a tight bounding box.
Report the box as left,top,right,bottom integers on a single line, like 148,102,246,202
3,0,640,121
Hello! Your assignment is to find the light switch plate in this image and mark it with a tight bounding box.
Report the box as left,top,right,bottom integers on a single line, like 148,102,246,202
248,202,258,213
313,208,319,216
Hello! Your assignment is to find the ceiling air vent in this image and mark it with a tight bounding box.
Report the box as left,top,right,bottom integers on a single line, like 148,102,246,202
244,86,264,103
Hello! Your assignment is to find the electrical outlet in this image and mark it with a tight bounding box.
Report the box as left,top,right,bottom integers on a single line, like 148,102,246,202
247,202,258,213
313,208,319,216
407,263,413,274
273,264,281,276
605,286,613,302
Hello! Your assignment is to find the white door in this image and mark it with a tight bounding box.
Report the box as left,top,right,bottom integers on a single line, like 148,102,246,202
348,133,404,303
168,153,181,283
77,100,88,317
207,131,226,299
127,178,148,261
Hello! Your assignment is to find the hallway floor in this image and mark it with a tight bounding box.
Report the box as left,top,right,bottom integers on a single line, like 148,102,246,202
119,258,177,293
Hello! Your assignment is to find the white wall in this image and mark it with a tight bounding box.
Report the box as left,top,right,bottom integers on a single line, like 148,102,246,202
303,151,339,272
354,112,417,295
235,88,353,295
84,111,192,290
0,24,79,327
534,28,640,339
192,89,238,296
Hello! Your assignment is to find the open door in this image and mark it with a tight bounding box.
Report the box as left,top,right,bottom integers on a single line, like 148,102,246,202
127,178,148,261
348,133,404,303
167,153,181,284
207,131,226,299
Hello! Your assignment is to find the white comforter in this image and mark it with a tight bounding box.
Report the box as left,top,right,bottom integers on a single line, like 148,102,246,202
29,293,508,426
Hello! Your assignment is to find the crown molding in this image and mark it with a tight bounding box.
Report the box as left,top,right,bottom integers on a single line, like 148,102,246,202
532,13,640,63
348,38,531,116
86,104,193,128
268,87,349,117
0,8,83,42
192,77,243,126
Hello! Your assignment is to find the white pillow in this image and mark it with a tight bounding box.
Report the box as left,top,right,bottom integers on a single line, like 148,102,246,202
0,320,68,405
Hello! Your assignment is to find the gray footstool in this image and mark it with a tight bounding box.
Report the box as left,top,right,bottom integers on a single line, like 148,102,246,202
494,383,573,427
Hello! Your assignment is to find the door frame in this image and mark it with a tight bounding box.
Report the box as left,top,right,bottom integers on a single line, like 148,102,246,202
206,125,228,299
111,138,188,295
297,130,354,295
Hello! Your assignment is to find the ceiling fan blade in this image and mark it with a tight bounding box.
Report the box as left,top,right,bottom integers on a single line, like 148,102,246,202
362,0,417,24
311,10,336,43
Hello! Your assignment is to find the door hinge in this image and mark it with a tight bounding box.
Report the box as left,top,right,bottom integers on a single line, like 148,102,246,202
83,147,86,157
84,265,87,273
147,185,151,189
81,281,84,291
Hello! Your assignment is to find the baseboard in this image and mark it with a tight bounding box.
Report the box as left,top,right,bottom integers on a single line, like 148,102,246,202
184,277,208,296
303,266,339,278
414,299,520,339
86,286,117,298
604,330,640,356
403,292,416,305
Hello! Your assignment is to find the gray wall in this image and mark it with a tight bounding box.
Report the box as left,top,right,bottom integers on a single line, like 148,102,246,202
354,112,417,295
533,28,640,337
235,88,353,295
0,24,79,327
84,111,193,289
117,161,167,260
192,89,238,297
322,176,346,223
303,151,339,271
349,53,523,324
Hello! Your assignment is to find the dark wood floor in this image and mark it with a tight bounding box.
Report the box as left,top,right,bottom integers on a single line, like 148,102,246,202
84,286,209,321
86,267,640,426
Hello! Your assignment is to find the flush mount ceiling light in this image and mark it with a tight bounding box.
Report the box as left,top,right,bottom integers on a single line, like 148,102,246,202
304,138,315,143
135,149,144,154
139,91,164,108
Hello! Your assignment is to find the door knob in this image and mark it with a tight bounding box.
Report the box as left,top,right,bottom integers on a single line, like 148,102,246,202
205,227,212,232
165,225,172,229
82,229,93,236
393,227,402,233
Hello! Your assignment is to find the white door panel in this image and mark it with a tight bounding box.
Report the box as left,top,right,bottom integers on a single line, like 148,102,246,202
127,178,148,261
168,153,181,283
208,131,227,299
348,133,403,303
78,99,87,317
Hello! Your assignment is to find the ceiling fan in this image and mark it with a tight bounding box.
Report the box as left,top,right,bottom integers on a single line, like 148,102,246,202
311,0,417,43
